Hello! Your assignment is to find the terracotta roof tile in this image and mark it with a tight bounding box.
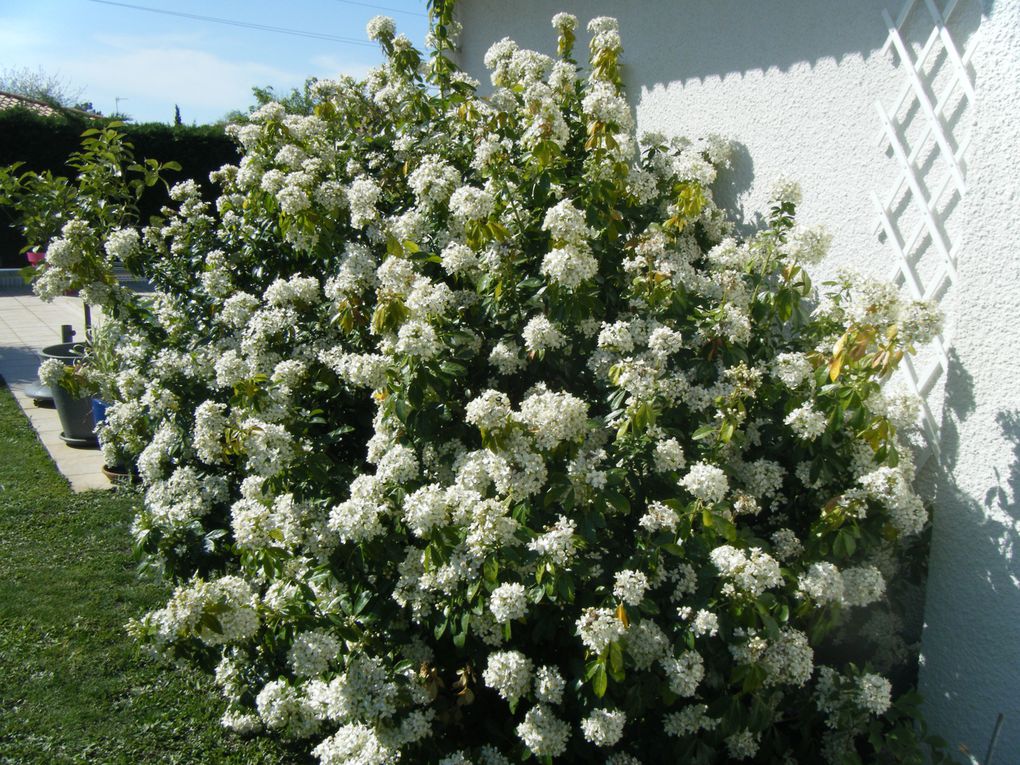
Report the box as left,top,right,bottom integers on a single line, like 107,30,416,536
0,90,63,116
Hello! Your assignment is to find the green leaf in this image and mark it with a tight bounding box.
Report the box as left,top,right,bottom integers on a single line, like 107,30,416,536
434,615,449,640
608,642,625,681
483,557,499,586
692,424,716,441
592,662,608,697
604,490,630,514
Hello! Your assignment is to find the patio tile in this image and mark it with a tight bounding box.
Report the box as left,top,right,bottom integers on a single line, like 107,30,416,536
1,286,111,492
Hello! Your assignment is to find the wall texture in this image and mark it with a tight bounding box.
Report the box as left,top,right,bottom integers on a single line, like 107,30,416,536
455,0,1017,757
916,1,1020,760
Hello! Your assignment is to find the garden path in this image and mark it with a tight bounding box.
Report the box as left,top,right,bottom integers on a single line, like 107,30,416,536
0,284,108,491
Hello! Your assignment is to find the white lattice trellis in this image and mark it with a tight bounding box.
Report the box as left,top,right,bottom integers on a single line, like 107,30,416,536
871,0,979,460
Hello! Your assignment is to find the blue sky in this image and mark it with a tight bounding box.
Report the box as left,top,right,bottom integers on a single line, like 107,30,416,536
0,0,429,124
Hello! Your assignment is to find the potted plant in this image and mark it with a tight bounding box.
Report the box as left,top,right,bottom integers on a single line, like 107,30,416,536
37,347,96,447
81,319,137,481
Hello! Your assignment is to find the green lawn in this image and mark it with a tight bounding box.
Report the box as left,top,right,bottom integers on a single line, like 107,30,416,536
0,382,303,765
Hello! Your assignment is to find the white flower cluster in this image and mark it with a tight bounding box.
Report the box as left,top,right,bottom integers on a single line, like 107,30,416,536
576,607,627,653
681,461,729,503
581,708,626,747
785,402,828,440
489,582,528,623
661,650,705,697
710,545,783,598
483,650,533,704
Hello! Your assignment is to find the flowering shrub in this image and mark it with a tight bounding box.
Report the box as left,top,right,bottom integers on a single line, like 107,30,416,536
12,10,955,765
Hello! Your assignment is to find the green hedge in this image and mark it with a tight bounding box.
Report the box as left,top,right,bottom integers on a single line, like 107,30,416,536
0,108,238,268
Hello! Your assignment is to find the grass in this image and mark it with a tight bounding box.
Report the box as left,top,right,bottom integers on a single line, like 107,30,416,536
0,381,304,765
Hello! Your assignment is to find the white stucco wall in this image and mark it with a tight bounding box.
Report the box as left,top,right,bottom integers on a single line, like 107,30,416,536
916,2,1020,760
455,0,1018,757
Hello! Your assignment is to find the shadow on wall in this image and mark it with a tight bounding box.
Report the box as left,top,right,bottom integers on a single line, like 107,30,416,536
714,141,755,231
459,0,978,92
921,352,1020,758
936,352,1018,595
460,0,895,85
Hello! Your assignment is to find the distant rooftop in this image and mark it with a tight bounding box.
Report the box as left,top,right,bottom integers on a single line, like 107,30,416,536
0,90,98,119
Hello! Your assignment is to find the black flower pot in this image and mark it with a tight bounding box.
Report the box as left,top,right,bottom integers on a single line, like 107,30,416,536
40,343,97,448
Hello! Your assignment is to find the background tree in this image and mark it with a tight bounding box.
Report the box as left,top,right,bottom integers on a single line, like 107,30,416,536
0,66,86,110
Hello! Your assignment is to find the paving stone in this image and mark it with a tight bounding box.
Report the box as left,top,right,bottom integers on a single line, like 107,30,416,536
0,287,110,492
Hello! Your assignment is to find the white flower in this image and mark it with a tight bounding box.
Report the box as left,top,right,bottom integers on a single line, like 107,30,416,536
527,515,577,566
105,227,140,261
489,582,528,623
783,224,831,264
395,320,442,359
856,673,892,715
760,628,814,687
540,245,598,289
771,176,802,206
771,528,803,561
653,437,686,473
597,321,634,353
624,619,669,670
366,15,395,41
402,484,448,537
522,315,566,353
639,500,679,533
710,545,783,598
581,708,626,747
441,242,479,276
466,389,513,432
321,350,389,390
664,704,717,737
289,629,341,678
691,609,719,638
726,729,760,760
613,569,649,606
551,12,577,33
408,155,460,207
587,16,619,35
533,665,565,705
516,388,588,450
347,176,382,227
576,607,626,653
38,358,67,389
899,299,942,345
841,566,886,608
329,475,389,543
773,352,813,388
516,705,570,758
681,461,728,504
489,340,526,375
798,562,845,605
661,650,704,697
542,199,593,245
264,275,320,307
582,82,632,128
255,679,320,739
647,326,684,356
313,722,393,765
483,650,533,704
449,185,495,222
785,402,827,440
220,709,261,734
